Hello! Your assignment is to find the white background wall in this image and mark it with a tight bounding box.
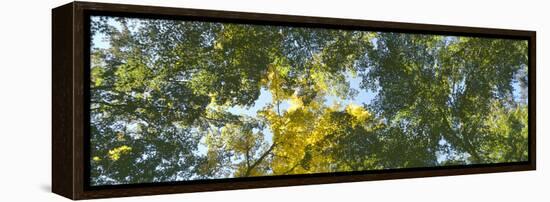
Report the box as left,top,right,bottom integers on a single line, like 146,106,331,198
0,0,547,201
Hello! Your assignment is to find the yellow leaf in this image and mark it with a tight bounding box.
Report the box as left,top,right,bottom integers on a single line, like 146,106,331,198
92,156,101,162
346,104,370,123
287,96,304,112
108,145,132,161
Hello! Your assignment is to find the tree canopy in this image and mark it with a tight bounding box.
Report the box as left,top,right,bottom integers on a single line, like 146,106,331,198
89,16,528,185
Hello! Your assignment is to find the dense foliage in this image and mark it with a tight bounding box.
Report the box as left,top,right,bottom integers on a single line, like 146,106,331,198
89,16,528,185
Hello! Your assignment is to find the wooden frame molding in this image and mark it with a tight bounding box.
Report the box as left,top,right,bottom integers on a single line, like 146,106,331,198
52,1,536,200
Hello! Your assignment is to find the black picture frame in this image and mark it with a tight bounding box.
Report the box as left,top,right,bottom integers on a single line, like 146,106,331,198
52,1,536,200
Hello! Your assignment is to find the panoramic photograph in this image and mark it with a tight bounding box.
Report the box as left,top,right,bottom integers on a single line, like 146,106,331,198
88,16,529,186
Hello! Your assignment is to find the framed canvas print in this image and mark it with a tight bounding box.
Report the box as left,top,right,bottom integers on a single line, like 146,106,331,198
52,1,536,200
